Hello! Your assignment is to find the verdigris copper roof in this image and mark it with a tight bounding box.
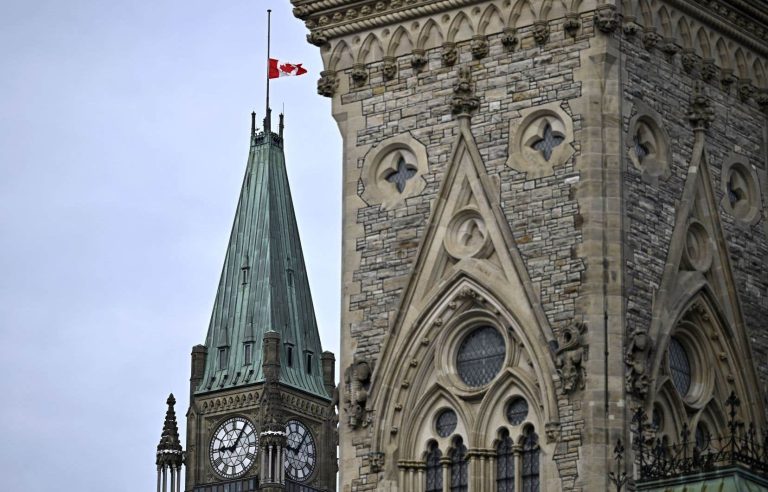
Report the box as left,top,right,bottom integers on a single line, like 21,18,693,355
196,113,329,399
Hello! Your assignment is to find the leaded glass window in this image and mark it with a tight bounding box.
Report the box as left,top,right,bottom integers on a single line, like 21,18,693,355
496,430,515,492
531,123,564,161
456,326,506,387
668,337,691,396
521,427,540,492
506,397,529,426
450,437,468,492
425,442,443,492
436,409,458,438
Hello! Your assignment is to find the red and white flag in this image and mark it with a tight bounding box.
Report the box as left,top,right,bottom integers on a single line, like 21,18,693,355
268,58,308,79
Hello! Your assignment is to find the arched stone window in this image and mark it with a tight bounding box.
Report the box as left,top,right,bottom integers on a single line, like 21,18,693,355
496,429,515,492
425,441,443,492
626,101,671,183
521,425,540,491
449,436,468,492
721,153,763,226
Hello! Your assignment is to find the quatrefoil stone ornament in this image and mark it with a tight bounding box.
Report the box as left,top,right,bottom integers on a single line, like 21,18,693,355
532,123,565,161
386,157,417,193
507,103,575,178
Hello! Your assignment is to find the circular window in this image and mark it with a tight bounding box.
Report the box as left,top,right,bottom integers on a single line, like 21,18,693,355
435,409,458,437
506,397,529,425
722,158,761,225
668,337,692,396
456,326,506,387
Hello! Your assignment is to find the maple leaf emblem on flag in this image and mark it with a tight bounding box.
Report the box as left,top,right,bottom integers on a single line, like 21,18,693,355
269,58,308,79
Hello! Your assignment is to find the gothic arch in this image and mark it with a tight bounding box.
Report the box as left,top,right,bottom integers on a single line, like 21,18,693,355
538,0,555,22
735,48,749,78
695,26,712,58
715,37,731,71
507,0,537,29
357,33,384,65
478,4,505,37
677,18,693,50
400,383,474,455
657,6,673,37
417,19,444,51
387,26,414,57
446,11,475,43
328,40,354,72
753,59,767,88
638,0,653,27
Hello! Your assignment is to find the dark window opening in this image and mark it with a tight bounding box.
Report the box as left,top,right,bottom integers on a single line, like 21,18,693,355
287,346,293,367
244,343,253,365
306,353,313,374
219,348,228,370
425,441,443,492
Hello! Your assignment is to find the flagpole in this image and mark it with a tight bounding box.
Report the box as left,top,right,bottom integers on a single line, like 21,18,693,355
265,9,272,128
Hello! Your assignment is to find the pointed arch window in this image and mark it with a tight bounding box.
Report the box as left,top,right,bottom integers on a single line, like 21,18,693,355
496,429,515,492
425,441,443,492
521,425,540,492
449,436,468,492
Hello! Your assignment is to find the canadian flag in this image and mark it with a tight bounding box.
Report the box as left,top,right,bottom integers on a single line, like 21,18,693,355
268,58,308,79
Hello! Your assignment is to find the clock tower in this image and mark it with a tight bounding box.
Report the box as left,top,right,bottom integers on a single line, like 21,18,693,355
183,111,337,492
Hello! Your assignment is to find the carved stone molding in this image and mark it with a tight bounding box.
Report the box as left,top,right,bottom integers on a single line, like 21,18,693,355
594,5,618,34
680,49,698,74
545,421,561,444
344,356,374,429
737,78,755,103
351,64,368,87
757,91,768,113
643,28,661,51
451,67,480,117
701,58,718,82
623,16,639,37
411,49,427,71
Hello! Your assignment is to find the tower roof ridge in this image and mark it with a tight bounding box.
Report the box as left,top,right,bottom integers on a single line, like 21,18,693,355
196,116,329,399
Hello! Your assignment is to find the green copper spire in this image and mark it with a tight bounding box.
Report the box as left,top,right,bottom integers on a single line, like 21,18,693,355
196,112,329,399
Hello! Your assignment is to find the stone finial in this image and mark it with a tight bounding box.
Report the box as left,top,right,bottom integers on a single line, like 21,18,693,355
533,21,549,45
471,35,489,59
451,67,480,117
351,64,368,87
317,70,338,98
441,42,458,67
594,5,618,34
688,81,715,130
501,28,518,50
555,321,587,394
156,393,184,467
382,56,397,81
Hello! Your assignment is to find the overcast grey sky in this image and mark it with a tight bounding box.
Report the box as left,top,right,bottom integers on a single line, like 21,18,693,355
0,1,340,489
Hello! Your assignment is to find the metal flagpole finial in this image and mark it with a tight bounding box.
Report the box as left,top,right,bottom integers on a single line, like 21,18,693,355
265,9,272,131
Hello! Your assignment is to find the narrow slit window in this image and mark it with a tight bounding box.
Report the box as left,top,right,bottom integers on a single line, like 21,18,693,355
287,346,294,367
244,343,252,365
306,353,313,374
218,348,228,370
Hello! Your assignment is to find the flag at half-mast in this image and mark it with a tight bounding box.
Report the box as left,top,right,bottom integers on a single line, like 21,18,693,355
268,58,308,78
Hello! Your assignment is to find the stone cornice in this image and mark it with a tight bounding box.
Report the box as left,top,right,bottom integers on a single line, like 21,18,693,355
667,0,768,58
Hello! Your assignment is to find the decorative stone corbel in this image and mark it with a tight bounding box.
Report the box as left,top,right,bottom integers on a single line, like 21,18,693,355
737,78,754,103
555,321,587,394
501,28,518,50
594,5,618,34
624,327,651,398
451,67,480,117
382,56,397,81
351,64,368,87
622,16,639,36
701,58,717,82
306,30,329,47
687,81,714,130
317,70,338,98
369,451,385,473
441,42,457,67
720,68,736,93
343,356,373,428
680,49,697,74
545,422,561,443
660,37,679,57
643,28,661,51
564,13,580,37
471,35,489,59
411,49,427,72
533,21,549,45
756,90,768,114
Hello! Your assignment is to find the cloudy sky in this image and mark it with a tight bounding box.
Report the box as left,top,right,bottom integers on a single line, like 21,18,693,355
0,1,340,489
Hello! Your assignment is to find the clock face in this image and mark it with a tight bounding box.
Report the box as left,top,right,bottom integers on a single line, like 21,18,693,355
209,417,258,479
284,419,316,482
